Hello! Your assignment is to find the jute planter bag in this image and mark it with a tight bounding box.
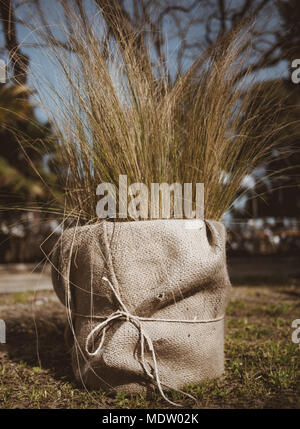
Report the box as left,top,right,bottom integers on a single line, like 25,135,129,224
51,219,231,403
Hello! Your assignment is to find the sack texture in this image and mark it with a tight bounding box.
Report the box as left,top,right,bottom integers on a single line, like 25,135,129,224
51,219,231,394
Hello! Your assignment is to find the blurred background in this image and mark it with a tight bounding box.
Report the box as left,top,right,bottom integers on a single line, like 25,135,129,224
0,0,299,282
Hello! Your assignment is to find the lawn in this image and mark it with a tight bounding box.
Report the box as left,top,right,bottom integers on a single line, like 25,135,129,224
0,279,299,409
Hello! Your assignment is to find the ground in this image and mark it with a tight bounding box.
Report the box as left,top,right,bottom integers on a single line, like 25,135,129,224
0,278,299,409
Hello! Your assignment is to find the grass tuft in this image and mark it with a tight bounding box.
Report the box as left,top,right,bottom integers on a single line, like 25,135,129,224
30,5,286,223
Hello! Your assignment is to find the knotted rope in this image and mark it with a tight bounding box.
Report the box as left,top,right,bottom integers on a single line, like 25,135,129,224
84,276,224,407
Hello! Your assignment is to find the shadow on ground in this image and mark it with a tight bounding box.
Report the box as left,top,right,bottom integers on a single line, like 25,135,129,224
3,297,73,382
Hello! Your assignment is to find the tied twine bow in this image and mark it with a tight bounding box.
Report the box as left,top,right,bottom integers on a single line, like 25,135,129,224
85,276,224,407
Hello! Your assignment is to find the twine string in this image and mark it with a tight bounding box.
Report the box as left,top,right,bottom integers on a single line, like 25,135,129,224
84,276,224,407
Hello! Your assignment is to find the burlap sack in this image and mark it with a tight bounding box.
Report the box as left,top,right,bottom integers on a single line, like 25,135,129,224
51,219,231,399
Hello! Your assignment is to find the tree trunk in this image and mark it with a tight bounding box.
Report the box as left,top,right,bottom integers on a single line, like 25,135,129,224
0,0,29,85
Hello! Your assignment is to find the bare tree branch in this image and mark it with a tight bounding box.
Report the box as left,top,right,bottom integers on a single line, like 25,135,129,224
6,0,286,84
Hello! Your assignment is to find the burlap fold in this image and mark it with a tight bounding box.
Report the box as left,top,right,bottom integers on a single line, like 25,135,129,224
51,219,231,396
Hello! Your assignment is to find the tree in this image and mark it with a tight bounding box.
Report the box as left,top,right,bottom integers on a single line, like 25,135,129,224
0,1,60,263
0,0,58,211
0,0,29,83
0,83,56,207
233,0,300,218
